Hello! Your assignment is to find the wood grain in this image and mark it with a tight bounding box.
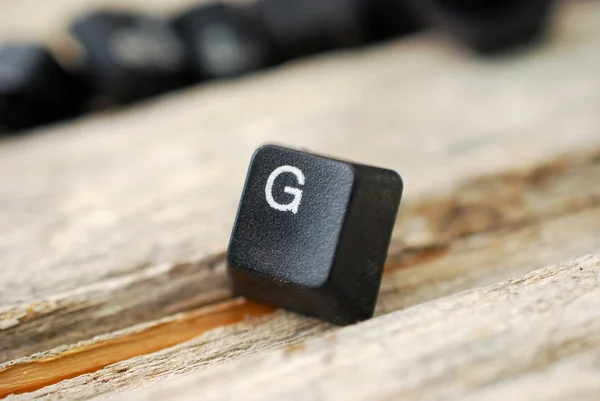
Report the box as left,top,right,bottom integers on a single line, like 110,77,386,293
2,0,600,363
100,252,600,401
5,203,599,399
0,300,274,398
1,145,598,362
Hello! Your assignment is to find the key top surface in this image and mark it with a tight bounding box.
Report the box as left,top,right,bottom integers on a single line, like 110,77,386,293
229,145,355,286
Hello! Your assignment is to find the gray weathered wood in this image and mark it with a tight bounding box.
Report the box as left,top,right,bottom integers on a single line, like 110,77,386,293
2,0,600,363
2,144,599,362
4,204,599,399
99,252,600,401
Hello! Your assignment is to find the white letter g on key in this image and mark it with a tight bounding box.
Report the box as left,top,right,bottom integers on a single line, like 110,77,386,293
265,165,305,214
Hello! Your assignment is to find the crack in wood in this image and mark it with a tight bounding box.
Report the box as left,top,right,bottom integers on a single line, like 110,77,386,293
3,203,600,399
0,299,275,398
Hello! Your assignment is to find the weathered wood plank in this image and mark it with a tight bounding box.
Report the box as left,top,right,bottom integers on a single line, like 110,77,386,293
4,203,599,399
2,142,599,362
2,0,599,362
0,300,274,398
98,252,600,401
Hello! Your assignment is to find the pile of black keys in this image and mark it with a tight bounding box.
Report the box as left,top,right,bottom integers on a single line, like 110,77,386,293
0,0,556,134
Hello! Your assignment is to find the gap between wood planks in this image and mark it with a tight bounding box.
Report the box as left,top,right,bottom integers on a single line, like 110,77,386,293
2,210,600,398
4,204,600,400
0,243,450,398
1,148,600,398
0,300,274,397
104,254,600,401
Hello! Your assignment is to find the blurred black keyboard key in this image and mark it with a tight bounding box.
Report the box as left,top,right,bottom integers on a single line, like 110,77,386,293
71,11,188,104
257,0,365,61
173,3,272,80
404,0,556,53
0,44,86,134
363,0,422,42
228,145,403,325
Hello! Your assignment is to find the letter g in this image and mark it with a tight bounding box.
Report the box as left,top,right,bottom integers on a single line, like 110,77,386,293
265,165,305,214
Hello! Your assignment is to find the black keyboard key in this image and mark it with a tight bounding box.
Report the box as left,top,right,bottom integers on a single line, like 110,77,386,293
404,0,556,53
0,44,86,134
228,145,403,325
71,11,188,104
363,0,423,42
257,0,365,61
173,3,272,80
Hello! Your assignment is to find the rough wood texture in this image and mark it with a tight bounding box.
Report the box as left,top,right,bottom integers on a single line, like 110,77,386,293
99,252,600,401
2,144,599,362
4,203,599,400
0,300,275,397
2,0,600,363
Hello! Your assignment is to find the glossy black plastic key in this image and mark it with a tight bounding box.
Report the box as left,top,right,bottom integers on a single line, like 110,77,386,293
256,0,365,61
173,2,272,80
228,145,403,325
404,0,556,53
0,44,86,134
363,0,422,42
71,11,188,104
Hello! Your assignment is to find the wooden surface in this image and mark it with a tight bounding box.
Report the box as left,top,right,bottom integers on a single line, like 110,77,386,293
4,205,599,399
1,0,600,399
107,253,600,401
